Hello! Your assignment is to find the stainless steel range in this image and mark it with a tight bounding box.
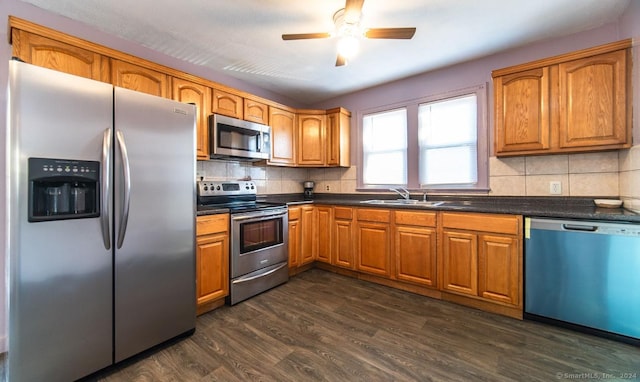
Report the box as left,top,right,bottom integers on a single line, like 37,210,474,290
198,181,288,305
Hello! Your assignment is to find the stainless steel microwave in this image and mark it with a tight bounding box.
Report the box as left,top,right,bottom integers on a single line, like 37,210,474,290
209,114,271,161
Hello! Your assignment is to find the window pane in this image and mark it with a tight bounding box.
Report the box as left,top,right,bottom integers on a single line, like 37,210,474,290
363,109,407,151
419,95,477,147
420,146,477,185
363,152,406,185
419,94,478,187
362,108,407,186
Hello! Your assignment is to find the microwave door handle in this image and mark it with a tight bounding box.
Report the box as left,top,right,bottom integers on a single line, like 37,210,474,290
115,130,131,249
257,131,263,153
101,128,112,250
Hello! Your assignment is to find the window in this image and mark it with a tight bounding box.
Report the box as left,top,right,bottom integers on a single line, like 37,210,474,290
419,95,478,187
357,85,487,192
362,108,407,186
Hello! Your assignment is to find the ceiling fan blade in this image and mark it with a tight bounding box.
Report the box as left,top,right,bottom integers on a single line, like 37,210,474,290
365,27,416,39
344,0,364,23
335,54,347,67
282,32,331,40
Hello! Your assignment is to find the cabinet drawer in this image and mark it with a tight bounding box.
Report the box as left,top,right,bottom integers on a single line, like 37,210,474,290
357,208,390,223
334,206,353,220
394,210,436,227
441,212,521,235
196,214,229,236
288,206,301,220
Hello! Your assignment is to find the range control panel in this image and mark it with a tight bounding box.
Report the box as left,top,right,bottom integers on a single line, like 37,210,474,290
198,181,257,196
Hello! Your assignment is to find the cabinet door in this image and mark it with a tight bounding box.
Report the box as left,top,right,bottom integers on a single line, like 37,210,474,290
558,50,629,148
441,230,478,296
334,218,354,268
288,219,300,269
172,78,211,160
12,29,105,81
298,113,326,166
395,226,437,287
244,99,269,125
212,89,243,118
269,108,297,165
316,207,332,263
196,233,229,305
479,234,520,305
326,109,351,167
357,221,391,277
494,67,550,154
111,59,169,97
300,206,316,266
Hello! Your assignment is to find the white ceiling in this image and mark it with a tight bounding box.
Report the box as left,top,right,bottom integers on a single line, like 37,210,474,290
20,0,631,105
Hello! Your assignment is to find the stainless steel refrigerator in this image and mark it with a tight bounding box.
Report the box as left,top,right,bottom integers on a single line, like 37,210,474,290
7,60,197,381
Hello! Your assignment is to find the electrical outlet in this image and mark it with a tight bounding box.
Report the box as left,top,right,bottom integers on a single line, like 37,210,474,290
325,185,330,191
549,181,562,195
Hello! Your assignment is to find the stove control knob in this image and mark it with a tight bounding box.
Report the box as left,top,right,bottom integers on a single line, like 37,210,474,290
216,185,221,191
203,186,208,191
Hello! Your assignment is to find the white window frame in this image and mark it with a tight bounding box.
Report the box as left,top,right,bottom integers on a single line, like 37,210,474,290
356,84,488,192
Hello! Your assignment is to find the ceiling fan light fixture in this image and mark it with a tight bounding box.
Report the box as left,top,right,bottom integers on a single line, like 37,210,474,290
337,35,359,59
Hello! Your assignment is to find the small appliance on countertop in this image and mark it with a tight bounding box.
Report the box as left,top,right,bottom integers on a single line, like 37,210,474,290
197,180,289,305
303,181,315,200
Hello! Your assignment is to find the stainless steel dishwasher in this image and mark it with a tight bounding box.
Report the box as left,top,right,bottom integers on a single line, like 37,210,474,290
524,217,640,345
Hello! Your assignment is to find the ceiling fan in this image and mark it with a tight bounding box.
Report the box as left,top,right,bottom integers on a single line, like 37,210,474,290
282,0,416,66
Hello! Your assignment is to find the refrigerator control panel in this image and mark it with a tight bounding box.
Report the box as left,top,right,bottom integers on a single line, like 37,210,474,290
28,157,100,222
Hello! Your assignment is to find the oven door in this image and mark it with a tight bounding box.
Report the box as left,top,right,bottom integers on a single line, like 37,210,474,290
230,208,288,278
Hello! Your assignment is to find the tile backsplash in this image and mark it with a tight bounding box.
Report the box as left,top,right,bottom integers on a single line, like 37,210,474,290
198,145,640,203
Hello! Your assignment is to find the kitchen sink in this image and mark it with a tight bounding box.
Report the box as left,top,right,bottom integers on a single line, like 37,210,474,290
359,199,446,207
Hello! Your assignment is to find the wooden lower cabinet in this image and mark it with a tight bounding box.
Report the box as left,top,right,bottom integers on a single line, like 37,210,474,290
439,212,522,310
394,211,437,287
316,206,332,263
288,207,301,270
441,230,478,296
196,214,229,315
478,234,520,305
332,207,354,268
300,206,316,266
356,209,391,277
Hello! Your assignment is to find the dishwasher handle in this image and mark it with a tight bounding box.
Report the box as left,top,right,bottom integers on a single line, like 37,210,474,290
562,223,598,232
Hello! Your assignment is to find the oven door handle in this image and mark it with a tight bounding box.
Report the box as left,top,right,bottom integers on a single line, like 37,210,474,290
231,263,288,284
231,211,288,222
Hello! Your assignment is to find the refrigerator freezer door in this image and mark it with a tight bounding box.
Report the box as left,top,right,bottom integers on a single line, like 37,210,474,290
113,87,196,362
7,61,114,381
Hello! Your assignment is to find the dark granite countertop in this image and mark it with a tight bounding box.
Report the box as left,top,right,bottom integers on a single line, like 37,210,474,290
258,193,640,223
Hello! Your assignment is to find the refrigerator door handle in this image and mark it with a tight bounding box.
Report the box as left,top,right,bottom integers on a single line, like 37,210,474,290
101,128,112,250
116,130,131,249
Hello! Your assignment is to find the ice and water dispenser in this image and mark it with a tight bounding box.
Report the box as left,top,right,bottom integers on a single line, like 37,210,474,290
28,157,100,222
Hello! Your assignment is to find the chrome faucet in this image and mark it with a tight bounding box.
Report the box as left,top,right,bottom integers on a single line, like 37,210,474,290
390,187,411,200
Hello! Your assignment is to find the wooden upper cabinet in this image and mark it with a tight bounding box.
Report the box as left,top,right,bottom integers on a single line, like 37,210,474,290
326,108,351,167
493,39,631,157
494,67,550,154
268,107,297,166
11,29,106,81
212,89,243,119
297,112,326,166
557,49,629,149
111,59,169,98
244,99,269,125
172,78,212,160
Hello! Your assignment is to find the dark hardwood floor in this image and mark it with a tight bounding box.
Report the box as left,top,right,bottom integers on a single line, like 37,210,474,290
89,269,638,381
2,272,636,381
